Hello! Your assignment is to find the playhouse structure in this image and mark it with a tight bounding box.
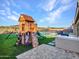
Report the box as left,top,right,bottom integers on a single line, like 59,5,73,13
17,14,38,48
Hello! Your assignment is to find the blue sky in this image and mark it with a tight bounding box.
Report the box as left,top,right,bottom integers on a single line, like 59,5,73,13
0,0,77,27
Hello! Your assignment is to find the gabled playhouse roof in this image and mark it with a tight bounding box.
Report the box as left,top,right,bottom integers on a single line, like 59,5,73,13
19,14,35,22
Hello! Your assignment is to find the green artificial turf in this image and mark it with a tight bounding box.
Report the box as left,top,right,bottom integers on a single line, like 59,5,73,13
0,33,55,59
38,36,55,45
0,34,32,59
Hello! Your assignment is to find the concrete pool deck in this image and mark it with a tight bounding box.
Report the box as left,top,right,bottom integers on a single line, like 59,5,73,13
16,44,79,59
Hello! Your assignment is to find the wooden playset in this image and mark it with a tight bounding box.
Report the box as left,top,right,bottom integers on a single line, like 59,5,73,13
17,14,38,48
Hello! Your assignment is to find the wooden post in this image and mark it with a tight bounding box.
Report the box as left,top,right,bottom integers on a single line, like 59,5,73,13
21,33,25,45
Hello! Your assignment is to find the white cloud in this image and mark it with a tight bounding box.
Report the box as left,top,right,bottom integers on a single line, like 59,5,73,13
6,9,19,21
5,7,11,15
6,0,10,6
0,10,5,14
0,10,6,15
39,19,44,23
2,3,11,16
10,0,16,6
0,0,20,21
0,12,6,16
61,0,73,5
40,0,57,11
41,0,74,12
7,15,19,21
0,10,5,13
2,3,6,8
49,5,69,17
39,2,74,25
12,11,19,16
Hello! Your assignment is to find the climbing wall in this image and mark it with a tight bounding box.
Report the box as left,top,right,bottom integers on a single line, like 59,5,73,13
31,33,39,48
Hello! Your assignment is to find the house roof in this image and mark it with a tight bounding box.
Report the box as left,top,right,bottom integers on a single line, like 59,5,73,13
78,0,79,6
19,14,35,22
74,2,79,24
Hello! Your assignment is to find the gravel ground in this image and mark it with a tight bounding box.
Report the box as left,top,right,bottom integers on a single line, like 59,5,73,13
16,44,79,59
